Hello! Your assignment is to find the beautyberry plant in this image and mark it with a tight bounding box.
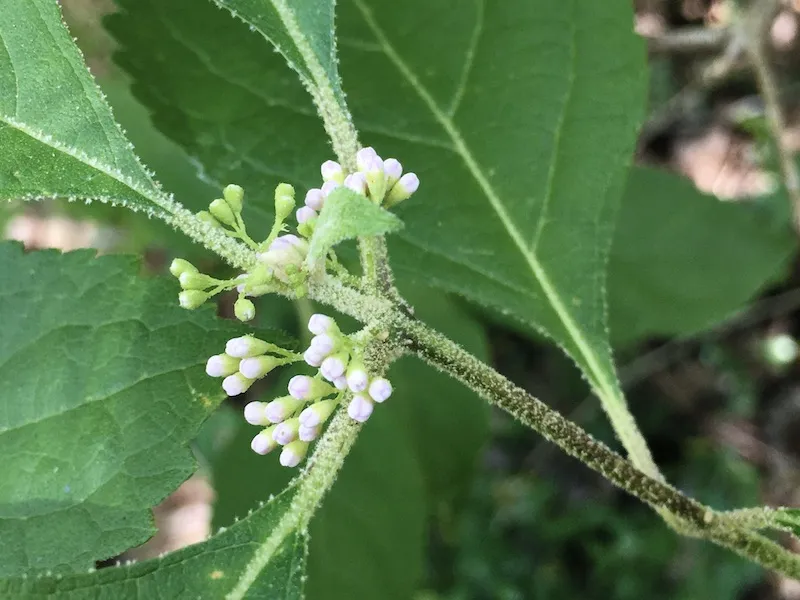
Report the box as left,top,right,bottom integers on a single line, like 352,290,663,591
2,0,800,598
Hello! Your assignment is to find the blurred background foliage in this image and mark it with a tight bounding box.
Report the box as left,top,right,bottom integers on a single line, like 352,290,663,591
9,0,800,598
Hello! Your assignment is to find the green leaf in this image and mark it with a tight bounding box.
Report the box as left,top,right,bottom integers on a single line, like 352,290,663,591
108,0,653,469
211,288,488,600
0,243,268,576
609,167,796,344
306,187,402,269
0,489,308,598
0,0,172,217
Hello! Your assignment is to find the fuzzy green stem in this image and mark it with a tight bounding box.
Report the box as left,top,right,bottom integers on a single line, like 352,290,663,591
394,316,800,576
227,410,360,599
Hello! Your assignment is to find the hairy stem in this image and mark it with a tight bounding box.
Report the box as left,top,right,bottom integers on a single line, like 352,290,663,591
394,315,800,576
227,410,361,599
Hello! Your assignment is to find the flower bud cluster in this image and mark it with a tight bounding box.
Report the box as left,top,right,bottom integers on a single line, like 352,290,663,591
206,335,298,397
303,313,392,424
236,313,393,467
299,148,418,215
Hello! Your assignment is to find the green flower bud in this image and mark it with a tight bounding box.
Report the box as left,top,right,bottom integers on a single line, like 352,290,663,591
179,271,217,290
209,198,237,226
196,210,222,228
274,183,296,220
234,297,256,322
223,184,245,213
169,258,197,278
179,290,208,310
297,221,316,239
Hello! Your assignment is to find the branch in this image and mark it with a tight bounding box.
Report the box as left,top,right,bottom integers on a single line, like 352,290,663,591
740,0,800,231
647,26,730,55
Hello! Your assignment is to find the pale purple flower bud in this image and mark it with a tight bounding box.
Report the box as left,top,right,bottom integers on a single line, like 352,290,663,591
304,188,325,211
299,400,337,428
356,147,380,172
272,417,300,445
265,396,303,424
303,348,325,367
244,401,267,426
308,313,338,336
206,354,240,377
280,440,308,467
346,366,369,393
383,158,403,188
320,353,348,381
344,172,367,195
288,375,334,400
333,376,348,390
310,334,337,356
298,424,321,442
239,356,281,380
251,427,278,455
222,372,255,396
296,206,317,224
348,394,374,423
321,181,339,197
321,160,344,184
225,336,270,358
386,172,419,207
368,377,393,403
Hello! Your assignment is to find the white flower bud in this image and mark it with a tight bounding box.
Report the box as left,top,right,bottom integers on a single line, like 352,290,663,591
356,147,380,172
348,394,374,423
344,172,367,195
321,181,340,197
272,417,300,445
299,399,337,428
321,160,345,184
303,348,325,367
368,377,393,403
280,440,309,467
206,354,240,377
225,336,270,358
333,376,348,390
383,158,403,188
296,206,317,224
251,427,278,455
308,313,338,336
239,355,281,380
244,401,268,426
304,188,325,211
222,372,255,396
320,353,348,381
265,396,303,424
298,424,321,442
288,375,334,400
346,365,369,393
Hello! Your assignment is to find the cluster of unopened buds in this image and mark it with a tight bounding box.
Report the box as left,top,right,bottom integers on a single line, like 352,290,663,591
203,314,392,467
168,147,418,324
171,147,413,467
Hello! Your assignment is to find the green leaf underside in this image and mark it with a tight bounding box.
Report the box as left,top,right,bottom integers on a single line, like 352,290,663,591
0,0,177,217
306,187,402,269
609,167,796,344
108,0,647,444
0,488,308,599
0,243,275,576
212,286,489,600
